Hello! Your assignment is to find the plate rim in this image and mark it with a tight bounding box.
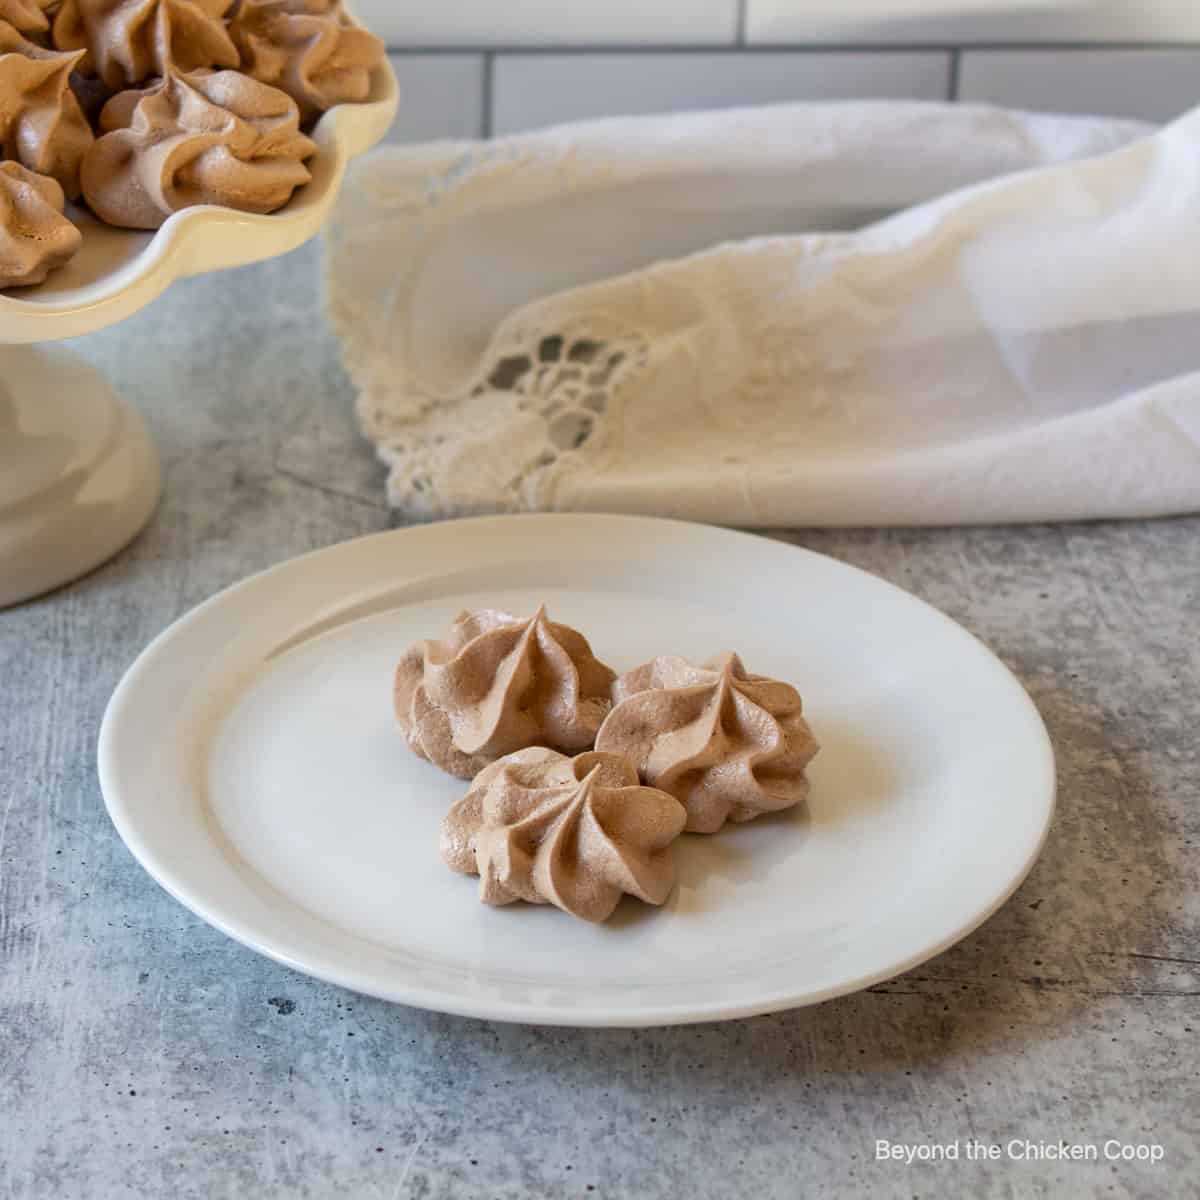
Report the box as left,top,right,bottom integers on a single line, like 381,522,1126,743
98,513,1057,1027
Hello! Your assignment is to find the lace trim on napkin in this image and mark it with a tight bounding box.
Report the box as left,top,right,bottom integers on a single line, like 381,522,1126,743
359,316,648,518
326,140,652,517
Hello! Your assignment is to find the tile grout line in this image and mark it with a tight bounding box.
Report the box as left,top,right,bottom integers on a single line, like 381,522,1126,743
385,40,1200,55
736,0,749,46
948,47,962,100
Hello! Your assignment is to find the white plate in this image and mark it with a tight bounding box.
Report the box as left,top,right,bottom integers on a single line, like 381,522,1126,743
99,515,1055,1027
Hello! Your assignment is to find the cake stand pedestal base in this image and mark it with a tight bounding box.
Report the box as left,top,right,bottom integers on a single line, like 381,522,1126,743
1,345,160,609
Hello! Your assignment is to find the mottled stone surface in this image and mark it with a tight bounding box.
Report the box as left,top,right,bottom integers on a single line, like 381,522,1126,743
1,241,1198,1199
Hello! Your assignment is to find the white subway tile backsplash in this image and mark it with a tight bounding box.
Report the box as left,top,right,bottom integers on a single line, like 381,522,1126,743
959,50,1200,122
388,53,487,141
492,52,950,135
385,54,486,142
355,0,738,48
746,0,1200,45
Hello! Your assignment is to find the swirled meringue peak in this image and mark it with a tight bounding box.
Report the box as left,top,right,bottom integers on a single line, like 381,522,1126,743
229,0,385,124
0,160,82,288
80,68,315,228
0,22,92,196
596,652,820,833
442,748,687,923
394,605,618,780
52,0,238,90
0,0,52,36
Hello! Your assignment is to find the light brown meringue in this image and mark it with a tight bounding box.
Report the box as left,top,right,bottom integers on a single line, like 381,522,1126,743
595,652,820,834
0,22,92,196
394,605,618,780
52,0,237,90
0,159,81,287
0,0,52,36
80,68,315,228
442,748,687,923
229,0,385,125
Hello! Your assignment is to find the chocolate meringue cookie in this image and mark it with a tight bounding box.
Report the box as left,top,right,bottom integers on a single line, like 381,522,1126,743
0,160,82,288
394,605,618,780
596,652,820,834
52,0,238,90
229,0,385,125
0,22,92,196
442,748,687,923
80,68,316,228
0,0,52,36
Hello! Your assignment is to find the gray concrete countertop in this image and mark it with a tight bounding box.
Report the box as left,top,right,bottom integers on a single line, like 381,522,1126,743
2,242,1197,1200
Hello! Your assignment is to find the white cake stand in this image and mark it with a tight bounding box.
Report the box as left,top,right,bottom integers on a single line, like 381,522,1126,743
0,58,398,608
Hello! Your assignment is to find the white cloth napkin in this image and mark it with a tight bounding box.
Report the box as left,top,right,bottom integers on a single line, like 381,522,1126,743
325,100,1200,525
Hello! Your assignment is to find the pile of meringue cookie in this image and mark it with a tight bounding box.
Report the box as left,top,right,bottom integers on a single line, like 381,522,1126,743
0,0,385,290
395,606,821,924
